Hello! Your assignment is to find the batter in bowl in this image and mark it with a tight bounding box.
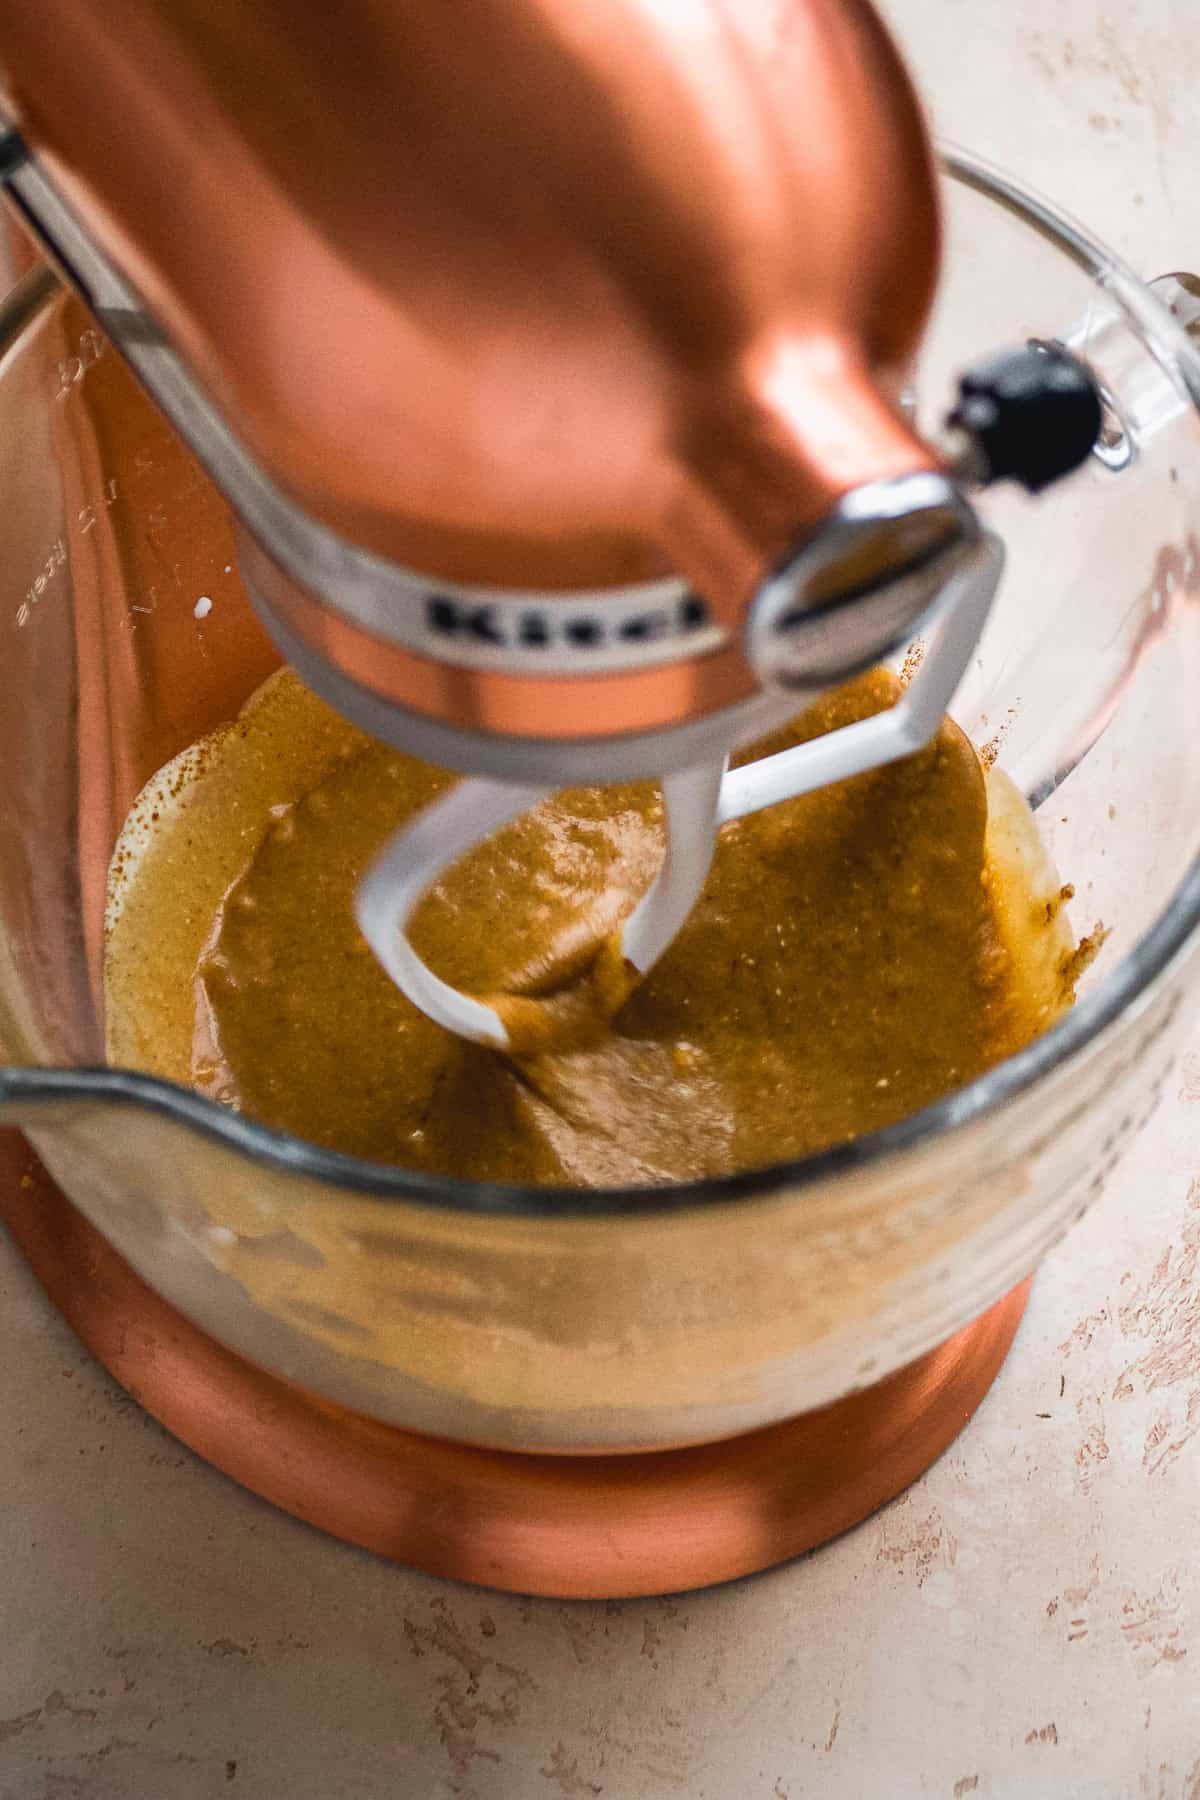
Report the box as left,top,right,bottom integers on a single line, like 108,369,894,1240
105,666,1083,1186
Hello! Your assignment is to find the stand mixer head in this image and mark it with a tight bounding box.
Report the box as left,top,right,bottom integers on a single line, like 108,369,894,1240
0,0,1102,1043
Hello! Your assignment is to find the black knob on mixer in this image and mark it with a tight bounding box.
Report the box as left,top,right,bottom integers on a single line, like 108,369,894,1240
946,344,1104,493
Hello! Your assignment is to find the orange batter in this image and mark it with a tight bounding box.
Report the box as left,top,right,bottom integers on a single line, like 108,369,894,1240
105,666,1079,1185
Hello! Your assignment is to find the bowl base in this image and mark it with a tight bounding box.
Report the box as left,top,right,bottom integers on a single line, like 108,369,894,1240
0,1130,1029,1598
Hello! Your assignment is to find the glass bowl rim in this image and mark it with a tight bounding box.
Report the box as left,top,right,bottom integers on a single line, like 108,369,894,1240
4,144,1200,1219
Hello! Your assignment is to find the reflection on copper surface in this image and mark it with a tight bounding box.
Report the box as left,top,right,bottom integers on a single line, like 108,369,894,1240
0,275,279,1068
1,1130,1030,1598
0,212,37,286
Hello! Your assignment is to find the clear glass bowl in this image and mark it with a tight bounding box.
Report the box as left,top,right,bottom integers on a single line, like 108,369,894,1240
2,151,1200,1452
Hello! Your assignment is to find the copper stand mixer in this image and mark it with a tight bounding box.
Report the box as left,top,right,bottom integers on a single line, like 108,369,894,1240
0,1,1119,1594
0,0,1097,989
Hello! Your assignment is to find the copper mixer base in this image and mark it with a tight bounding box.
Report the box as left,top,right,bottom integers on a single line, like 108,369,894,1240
0,1130,1029,1598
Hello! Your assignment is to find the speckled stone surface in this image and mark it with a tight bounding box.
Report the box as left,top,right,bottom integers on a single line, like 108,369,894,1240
5,2,1200,1794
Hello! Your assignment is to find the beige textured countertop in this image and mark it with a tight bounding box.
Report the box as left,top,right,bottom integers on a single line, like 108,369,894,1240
4,2,1200,1794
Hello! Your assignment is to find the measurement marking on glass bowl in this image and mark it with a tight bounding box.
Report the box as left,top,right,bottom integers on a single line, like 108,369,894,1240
53,327,106,400
15,535,67,627
14,479,122,627
76,476,120,535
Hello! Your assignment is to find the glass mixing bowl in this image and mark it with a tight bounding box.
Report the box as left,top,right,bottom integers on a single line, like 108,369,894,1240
2,151,1200,1453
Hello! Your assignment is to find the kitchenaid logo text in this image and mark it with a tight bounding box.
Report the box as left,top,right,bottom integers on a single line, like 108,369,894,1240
422,588,722,670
